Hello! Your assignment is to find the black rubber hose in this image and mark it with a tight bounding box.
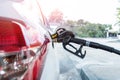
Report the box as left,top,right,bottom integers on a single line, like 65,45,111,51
70,38,120,55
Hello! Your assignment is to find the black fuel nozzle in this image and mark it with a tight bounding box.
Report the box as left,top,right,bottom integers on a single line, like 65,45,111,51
51,28,87,58
51,28,75,42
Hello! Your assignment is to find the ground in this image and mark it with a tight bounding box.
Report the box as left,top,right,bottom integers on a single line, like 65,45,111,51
41,38,120,80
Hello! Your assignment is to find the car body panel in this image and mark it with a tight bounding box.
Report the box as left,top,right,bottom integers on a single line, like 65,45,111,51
0,0,51,80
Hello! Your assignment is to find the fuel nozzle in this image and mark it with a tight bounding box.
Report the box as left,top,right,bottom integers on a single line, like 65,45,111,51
51,28,74,42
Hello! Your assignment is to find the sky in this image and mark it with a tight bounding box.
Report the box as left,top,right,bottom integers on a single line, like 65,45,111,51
40,0,120,24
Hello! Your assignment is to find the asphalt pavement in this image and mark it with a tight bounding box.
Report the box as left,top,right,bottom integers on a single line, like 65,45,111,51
41,38,120,80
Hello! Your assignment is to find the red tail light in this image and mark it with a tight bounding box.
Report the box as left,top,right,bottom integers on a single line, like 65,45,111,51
0,17,47,80
0,17,26,52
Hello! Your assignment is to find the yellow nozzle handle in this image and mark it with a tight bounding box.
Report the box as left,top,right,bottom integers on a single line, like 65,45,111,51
51,33,58,39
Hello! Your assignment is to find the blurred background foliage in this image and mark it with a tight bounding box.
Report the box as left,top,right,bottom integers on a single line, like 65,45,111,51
63,19,112,38
48,9,115,38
